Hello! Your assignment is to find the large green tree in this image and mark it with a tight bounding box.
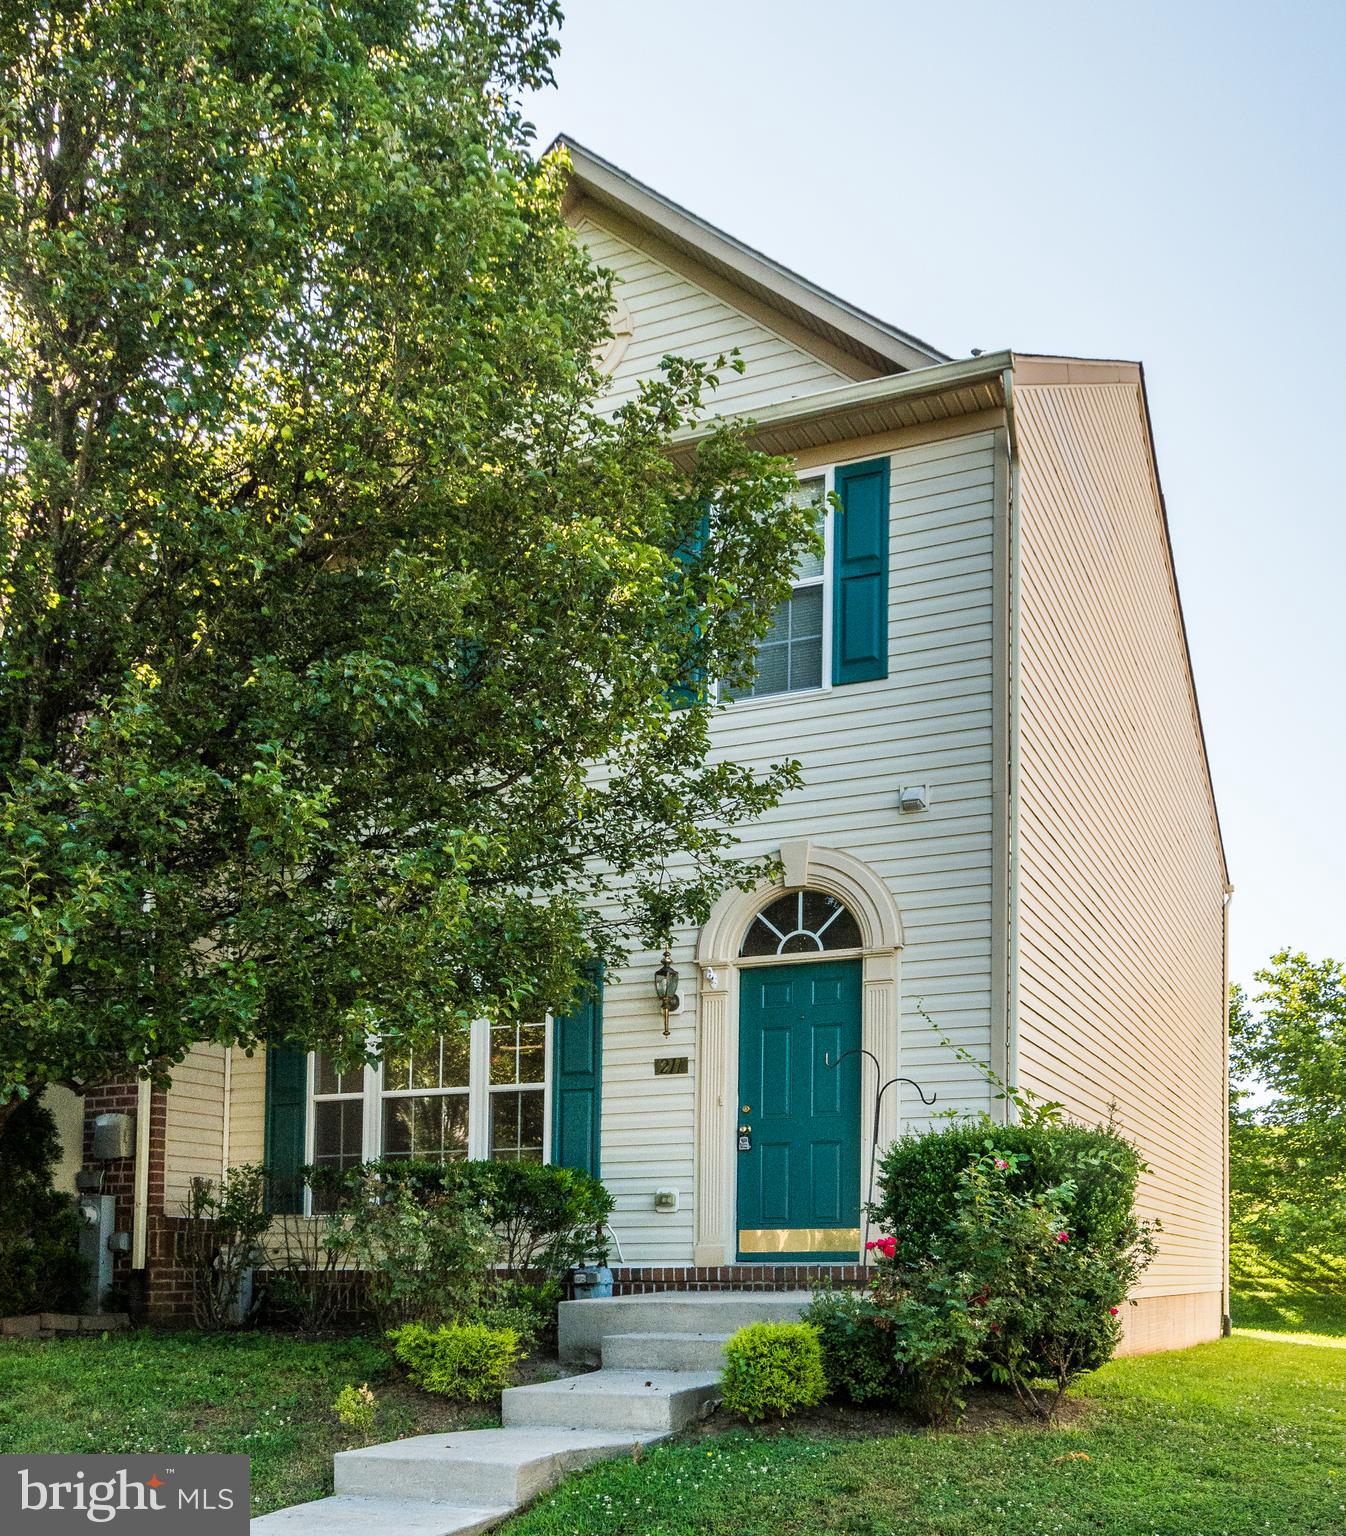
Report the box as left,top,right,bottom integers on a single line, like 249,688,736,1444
0,0,815,1117
1230,951,1346,1268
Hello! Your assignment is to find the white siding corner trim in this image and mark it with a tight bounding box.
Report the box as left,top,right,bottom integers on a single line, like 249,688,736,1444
691,842,903,1266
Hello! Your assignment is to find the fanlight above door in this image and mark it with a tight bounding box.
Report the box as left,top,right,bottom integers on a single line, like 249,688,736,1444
739,890,862,957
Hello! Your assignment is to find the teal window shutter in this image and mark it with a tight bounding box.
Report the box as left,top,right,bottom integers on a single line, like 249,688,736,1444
264,1045,307,1214
668,504,711,708
551,967,603,1177
832,457,890,684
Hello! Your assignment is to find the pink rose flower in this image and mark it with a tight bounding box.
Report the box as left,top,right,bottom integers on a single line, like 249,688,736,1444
1056,1231,1069,1243
1109,1306,1120,1316
994,1159,1008,1170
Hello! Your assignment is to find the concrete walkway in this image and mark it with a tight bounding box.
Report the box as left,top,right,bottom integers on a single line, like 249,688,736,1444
251,1291,808,1535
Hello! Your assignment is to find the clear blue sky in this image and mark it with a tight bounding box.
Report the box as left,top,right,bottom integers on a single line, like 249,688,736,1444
523,0,1346,990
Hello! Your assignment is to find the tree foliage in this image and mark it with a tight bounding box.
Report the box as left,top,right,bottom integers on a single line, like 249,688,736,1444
1230,951,1346,1267
0,0,815,1111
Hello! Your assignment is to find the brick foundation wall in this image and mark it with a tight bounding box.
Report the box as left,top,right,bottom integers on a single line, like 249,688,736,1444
607,1264,867,1295
143,1215,201,1323
80,1080,140,1309
81,1079,196,1322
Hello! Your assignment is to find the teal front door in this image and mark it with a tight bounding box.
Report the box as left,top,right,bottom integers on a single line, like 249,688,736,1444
736,959,862,1261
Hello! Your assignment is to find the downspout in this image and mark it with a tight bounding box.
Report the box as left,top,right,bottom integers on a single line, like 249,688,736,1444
1221,883,1234,1335
132,1075,152,1271
1001,360,1024,1116
221,1046,233,1181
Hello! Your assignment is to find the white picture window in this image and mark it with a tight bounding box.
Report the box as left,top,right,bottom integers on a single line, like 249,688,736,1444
305,1019,551,1203
723,473,829,702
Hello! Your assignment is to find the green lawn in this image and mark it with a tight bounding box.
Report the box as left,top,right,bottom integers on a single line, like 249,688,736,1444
2,1322,1344,1531
0,1329,492,1515
1231,1245,1346,1337
498,1334,1346,1536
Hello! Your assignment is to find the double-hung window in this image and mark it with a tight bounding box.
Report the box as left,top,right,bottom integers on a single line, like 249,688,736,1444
488,1020,547,1161
305,1017,551,1206
723,473,830,702
381,1032,473,1162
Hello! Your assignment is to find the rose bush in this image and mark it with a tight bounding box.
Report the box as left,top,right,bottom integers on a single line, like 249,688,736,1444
809,1121,1157,1425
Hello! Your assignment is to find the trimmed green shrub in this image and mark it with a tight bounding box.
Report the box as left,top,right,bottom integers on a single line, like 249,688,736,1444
853,1123,1156,1422
480,1277,564,1355
951,1150,1157,1415
804,1288,898,1404
388,1321,521,1400
721,1322,826,1423
872,1118,1145,1268
343,1174,498,1331
310,1158,613,1278
0,1094,86,1315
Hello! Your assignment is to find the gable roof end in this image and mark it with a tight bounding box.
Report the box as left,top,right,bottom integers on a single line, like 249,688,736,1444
553,135,949,377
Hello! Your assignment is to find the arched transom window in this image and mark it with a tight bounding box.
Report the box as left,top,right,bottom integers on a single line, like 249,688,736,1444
739,889,862,957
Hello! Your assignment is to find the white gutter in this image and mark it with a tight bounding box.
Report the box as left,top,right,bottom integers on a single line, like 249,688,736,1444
132,1076,151,1269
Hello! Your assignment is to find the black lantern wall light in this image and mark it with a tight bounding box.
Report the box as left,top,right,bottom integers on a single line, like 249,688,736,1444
653,950,680,1037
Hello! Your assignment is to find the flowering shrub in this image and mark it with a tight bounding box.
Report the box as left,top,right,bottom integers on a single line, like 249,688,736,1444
872,1117,1145,1268
810,1120,1156,1425
953,1152,1157,1417
721,1322,827,1423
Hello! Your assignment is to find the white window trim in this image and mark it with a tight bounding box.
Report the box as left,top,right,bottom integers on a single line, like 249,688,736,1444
717,464,835,711
304,1018,553,1213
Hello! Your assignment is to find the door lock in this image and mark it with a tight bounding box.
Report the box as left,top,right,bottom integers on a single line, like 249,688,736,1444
737,1125,752,1152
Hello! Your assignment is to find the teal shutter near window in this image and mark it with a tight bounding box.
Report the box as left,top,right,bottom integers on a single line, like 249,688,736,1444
552,968,603,1178
668,504,711,708
832,457,890,684
264,1045,307,1214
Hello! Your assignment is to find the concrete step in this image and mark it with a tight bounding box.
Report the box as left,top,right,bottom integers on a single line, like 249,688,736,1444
501,1368,722,1432
600,1330,731,1372
559,1289,811,1363
334,1426,667,1507
250,1493,510,1536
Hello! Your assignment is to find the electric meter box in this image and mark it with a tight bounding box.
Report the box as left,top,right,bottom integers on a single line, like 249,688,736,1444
92,1111,135,1161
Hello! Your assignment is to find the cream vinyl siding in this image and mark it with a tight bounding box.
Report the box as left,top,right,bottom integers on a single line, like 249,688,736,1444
573,217,851,416
594,429,1002,1262
228,1048,267,1166
1012,378,1227,1304
162,1043,227,1212
162,1045,268,1212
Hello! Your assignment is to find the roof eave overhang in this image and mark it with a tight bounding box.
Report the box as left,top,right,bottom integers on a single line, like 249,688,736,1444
555,135,950,378
668,350,1012,464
